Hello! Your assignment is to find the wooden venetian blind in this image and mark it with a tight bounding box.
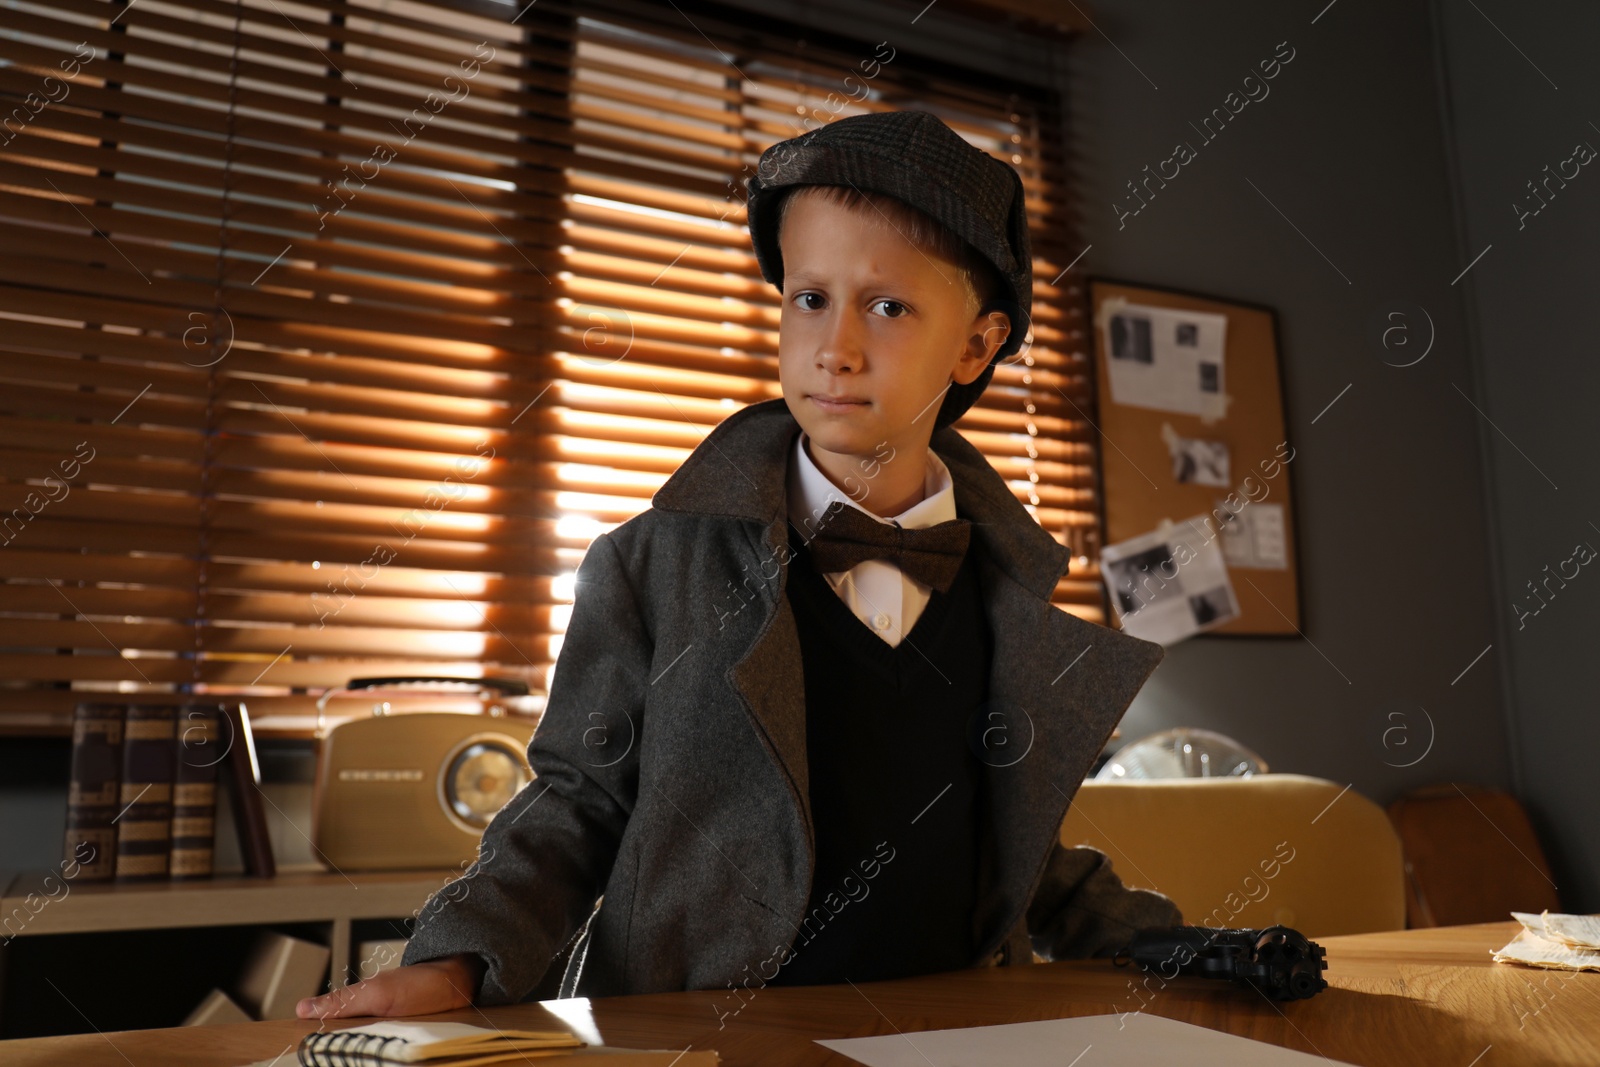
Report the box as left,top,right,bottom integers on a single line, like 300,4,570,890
0,0,1102,738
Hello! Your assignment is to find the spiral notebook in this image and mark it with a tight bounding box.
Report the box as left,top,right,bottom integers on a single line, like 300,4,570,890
297,1021,578,1065
237,1021,718,1067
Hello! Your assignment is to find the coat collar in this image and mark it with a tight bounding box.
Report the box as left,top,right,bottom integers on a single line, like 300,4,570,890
651,396,1070,601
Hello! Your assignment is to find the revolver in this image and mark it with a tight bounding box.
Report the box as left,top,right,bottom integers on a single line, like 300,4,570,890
1115,924,1329,1001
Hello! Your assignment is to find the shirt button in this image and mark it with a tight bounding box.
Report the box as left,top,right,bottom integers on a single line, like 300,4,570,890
873,612,891,630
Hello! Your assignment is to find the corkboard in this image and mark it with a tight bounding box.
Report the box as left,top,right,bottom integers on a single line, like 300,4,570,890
1087,278,1301,637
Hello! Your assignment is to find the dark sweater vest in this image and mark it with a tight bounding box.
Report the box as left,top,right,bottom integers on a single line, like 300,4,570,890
766,518,992,986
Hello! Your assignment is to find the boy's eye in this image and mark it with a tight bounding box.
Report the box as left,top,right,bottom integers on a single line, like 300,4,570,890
790,293,908,317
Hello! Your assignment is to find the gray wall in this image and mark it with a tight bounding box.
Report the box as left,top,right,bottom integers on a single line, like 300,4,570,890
1071,0,1594,910
1431,0,1600,910
1065,0,1525,869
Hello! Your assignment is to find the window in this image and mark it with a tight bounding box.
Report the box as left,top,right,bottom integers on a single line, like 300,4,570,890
0,0,1103,737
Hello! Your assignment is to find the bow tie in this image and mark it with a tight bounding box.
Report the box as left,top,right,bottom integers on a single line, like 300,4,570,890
801,499,972,594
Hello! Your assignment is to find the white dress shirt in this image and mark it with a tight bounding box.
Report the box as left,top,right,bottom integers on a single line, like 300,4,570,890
786,430,958,647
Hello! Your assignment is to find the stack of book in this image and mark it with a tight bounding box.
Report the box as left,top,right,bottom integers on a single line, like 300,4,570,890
63,700,276,881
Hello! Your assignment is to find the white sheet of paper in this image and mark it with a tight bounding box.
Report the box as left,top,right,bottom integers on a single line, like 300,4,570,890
817,1012,1357,1066
1100,516,1240,645
1219,501,1288,569
1101,300,1230,420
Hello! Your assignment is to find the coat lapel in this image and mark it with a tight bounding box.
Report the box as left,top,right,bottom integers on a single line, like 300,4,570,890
930,405,1165,952
965,552,1166,957
652,398,1165,957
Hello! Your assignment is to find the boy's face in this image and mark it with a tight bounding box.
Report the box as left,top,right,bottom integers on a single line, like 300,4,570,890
775,191,1008,471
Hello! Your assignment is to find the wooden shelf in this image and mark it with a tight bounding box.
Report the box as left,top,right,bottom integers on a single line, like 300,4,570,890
0,867,455,992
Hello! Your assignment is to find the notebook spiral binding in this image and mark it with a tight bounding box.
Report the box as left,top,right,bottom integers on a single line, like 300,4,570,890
297,1029,408,1066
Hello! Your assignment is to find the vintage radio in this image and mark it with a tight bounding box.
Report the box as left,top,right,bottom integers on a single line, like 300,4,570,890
310,677,540,871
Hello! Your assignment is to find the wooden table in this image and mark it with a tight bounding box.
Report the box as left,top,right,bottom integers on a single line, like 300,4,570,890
3,920,1596,1065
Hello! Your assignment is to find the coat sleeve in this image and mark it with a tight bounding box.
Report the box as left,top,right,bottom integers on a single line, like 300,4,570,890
1026,842,1183,961
400,531,652,1005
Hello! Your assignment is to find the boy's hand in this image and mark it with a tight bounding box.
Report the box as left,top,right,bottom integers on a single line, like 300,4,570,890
295,953,487,1019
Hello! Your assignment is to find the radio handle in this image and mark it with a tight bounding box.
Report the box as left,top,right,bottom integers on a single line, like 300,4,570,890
344,676,530,696
315,676,532,739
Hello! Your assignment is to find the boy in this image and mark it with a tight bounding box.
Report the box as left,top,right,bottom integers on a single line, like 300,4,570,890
298,109,1179,1020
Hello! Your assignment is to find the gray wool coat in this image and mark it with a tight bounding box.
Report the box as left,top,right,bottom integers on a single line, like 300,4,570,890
401,397,1182,1006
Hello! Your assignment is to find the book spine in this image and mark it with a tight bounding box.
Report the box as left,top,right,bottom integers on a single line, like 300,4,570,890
115,703,178,882
63,702,126,882
171,703,222,879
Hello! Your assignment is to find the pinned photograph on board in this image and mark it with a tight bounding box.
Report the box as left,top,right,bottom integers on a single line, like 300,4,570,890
1109,312,1153,363
1187,585,1235,626
1160,423,1230,487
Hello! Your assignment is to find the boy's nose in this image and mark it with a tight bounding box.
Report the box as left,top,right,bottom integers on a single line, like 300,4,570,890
816,313,866,373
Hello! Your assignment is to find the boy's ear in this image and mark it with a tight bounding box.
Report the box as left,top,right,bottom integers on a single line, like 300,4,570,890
954,304,1011,386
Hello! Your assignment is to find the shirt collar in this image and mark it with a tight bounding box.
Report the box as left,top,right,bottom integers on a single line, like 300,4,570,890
788,429,956,532
650,397,1070,602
